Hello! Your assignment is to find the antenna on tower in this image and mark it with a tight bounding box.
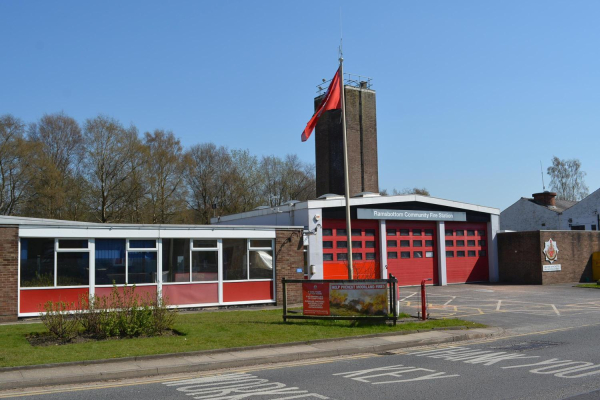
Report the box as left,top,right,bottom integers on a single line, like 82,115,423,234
540,160,546,191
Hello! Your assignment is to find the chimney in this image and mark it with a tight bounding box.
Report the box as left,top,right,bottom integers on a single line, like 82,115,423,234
532,191,557,207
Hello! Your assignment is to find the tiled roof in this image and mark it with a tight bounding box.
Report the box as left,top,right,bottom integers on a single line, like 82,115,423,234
525,198,578,213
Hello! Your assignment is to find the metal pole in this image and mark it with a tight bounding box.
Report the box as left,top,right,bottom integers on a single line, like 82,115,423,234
339,54,353,280
282,278,287,322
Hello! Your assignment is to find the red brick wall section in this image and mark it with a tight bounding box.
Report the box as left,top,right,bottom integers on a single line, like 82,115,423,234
0,226,18,322
275,229,304,305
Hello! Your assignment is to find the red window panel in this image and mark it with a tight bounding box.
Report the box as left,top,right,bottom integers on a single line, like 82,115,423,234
445,222,489,283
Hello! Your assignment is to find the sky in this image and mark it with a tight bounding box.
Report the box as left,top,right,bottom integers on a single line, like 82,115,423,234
1,1,599,211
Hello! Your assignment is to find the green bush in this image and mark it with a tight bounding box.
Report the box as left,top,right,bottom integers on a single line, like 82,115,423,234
39,301,80,342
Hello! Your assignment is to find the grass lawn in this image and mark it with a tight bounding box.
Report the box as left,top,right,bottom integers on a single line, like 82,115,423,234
576,283,600,289
0,310,484,368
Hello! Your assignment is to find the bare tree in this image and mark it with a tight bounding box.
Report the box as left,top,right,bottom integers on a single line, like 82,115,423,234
382,187,431,196
0,115,33,215
83,115,143,223
547,156,589,201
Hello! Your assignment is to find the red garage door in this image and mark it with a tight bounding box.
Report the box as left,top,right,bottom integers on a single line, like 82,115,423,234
322,219,380,279
445,223,489,283
386,221,438,286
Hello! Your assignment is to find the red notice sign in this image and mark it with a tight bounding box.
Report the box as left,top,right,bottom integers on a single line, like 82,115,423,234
302,282,330,315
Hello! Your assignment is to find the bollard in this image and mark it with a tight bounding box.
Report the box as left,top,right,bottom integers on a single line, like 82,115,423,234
421,278,433,320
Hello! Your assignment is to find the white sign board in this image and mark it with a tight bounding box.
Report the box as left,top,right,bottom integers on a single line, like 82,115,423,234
543,264,561,272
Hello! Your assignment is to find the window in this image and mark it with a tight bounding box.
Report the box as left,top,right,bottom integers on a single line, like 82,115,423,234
387,240,397,248
365,229,375,237
401,252,410,259
351,241,362,248
387,252,398,259
413,240,422,247
193,240,220,281
414,251,423,258
223,239,273,281
425,240,434,247
413,229,422,236
127,239,158,284
248,249,272,279
162,238,190,283
337,229,347,236
223,239,247,280
193,239,217,248
479,250,487,257
400,240,410,247
337,253,348,261
387,229,397,236
323,254,334,261
57,253,89,286
96,239,126,285
457,251,465,257
479,240,486,246
467,230,475,236
400,229,409,236
323,241,333,249
425,230,433,236
58,240,88,249
456,230,464,236
20,238,54,287
468,250,476,257
467,240,475,247
129,240,156,249
352,253,362,260
365,241,375,248
456,240,465,247
445,240,453,247
337,241,347,248
446,251,454,257
426,251,434,258
445,230,453,236
478,230,486,236
249,240,270,248
323,229,333,236
351,229,362,236
366,253,376,260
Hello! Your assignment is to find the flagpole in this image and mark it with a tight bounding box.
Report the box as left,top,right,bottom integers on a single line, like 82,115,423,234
339,49,353,280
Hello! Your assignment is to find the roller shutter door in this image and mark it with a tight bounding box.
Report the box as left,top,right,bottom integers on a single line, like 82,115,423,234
445,222,489,283
386,221,438,286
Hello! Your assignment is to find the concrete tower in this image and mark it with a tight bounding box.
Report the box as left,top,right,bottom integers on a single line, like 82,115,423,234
314,81,379,197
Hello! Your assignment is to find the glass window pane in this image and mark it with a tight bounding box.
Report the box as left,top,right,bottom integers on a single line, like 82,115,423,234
479,250,487,257
337,229,347,236
352,253,362,260
128,252,157,284
366,241,375,248
414,251,423,258
95,239,126,285
192,251,218,281
365,229,375,237
323,253,333,261
193,239,217,248
478,230,486,236
457,251,465,257
401,252,410,259
413,229,422,236
445,240,453,247
387,240,397,248
58,239,88,249
426,251,434,258
445,230,453,236
387,252,397,259
162,238,190,283
425,229,434,236
400,229,409,236
352,241,362,248
479,240,487,246
249,250,272,279
250,240,271,248
446,251,454,257
456,230,464,236
400,240,410,247
323,229,333,236
20,238,54,287
468,251,476,257
387,229,397,236
366,253,376,260
129,240,156,249
413,240,423,247
467,230,475,236
351,229,362,236
57,253,89,286
337,241,347,248
456,240,465,247
337,253,348,261
425,240,434,247
467,240,476,246
323,241,333,249
223,239,247,280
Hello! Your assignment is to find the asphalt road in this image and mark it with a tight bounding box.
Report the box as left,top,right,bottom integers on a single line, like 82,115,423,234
2,284,600,400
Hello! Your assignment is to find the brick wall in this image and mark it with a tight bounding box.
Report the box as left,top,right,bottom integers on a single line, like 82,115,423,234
0,226,18,321
275,229,304,304
498,230,600,284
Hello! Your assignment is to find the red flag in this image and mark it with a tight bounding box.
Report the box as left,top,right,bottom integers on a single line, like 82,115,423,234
301,68,341,142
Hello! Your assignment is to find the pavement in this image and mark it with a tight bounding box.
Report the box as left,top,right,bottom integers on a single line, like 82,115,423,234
0,326,502,391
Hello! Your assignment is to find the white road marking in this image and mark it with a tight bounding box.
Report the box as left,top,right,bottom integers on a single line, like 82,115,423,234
333,365,458,384
400,292,417,301
444,297,456,306
496,300,502,311
552,304,560,316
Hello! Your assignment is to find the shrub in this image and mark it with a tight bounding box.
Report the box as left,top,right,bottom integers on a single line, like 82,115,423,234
39,301,79,342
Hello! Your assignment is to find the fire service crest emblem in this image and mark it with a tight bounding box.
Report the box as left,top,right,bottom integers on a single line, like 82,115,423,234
544,239,559,263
